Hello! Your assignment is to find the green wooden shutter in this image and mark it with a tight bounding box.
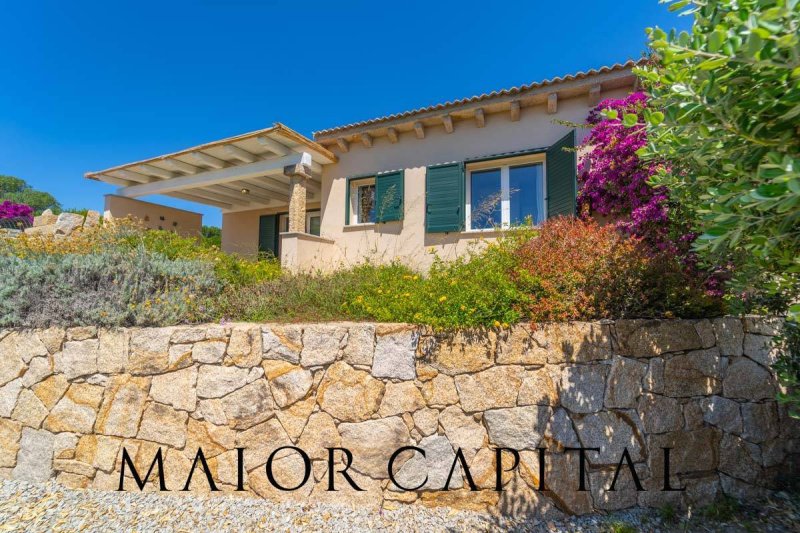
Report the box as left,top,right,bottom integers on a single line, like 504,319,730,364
426,162,465,233
375,170,404,222
546,130,577,218
258,214,278,257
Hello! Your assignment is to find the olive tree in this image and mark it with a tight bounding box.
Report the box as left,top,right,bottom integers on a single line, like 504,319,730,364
637,0,799,414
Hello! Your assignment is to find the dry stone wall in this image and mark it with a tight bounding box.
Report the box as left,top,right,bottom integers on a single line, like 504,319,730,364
0,318,797,518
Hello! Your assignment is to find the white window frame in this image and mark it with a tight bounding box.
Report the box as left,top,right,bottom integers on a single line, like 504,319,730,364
465,154,547,232
278,211,320,235
349,177,376,225
306,210,321,236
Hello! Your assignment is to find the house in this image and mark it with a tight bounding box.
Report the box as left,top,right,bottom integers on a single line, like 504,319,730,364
86,61,639,272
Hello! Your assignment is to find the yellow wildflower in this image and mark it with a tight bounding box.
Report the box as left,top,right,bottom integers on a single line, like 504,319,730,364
493,320,501,327
438,296,447,303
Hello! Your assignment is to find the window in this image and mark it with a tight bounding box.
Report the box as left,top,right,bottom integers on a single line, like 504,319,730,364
349,177,376,224
306,211,321,236
466,159,545,230
278,211,320,236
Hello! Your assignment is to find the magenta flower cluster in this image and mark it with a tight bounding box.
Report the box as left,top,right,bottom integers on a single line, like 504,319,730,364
0,200,34,227
577,92,728,298
578,92,669,247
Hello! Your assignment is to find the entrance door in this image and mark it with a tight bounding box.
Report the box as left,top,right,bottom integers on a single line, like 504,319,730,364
258,214,278,257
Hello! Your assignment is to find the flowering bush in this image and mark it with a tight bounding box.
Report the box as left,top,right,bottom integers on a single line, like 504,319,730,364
0,200,33,228
344,241,527,329
578,92,670,247
513,217,721,321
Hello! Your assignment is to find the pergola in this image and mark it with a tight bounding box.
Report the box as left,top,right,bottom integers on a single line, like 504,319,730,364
85,123,337,232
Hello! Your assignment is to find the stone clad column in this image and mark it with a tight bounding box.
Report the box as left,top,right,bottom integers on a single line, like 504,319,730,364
284,155,313,233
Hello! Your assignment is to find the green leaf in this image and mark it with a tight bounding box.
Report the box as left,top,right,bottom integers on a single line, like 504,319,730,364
649,111,665,125
622,113,639,127
698,57,728,70
603,109,619,120
708,29,726,52
668,0,690,12
752,182,788,200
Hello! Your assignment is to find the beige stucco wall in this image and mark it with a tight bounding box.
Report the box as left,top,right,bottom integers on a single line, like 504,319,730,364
221,86,630,268
105,195,202,237
222,203,321,257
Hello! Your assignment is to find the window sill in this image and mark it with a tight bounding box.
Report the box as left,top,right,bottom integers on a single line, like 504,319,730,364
343,223,377,231
462,225,540,235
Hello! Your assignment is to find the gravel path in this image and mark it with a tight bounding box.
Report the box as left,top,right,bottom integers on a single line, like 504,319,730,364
0,480,797,532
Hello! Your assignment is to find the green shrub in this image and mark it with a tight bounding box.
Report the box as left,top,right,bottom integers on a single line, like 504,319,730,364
213,265,392,323
3,219,281,287
118,223,280,286
344,243,527,328
513,217,722,322
0,247,219,327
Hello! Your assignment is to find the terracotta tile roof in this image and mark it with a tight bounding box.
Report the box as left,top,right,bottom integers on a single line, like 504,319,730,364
313,59,643,139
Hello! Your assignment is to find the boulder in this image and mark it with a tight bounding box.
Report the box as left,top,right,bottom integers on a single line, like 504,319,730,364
393,435,461,491
12,389,49,428
741,402,779,443
723,357,776,400
97,329,128,373
663,348,723,397
83,210,101,228
743,316,783,336
517,368,559,406
297,412,341,460
268,364,313,408
616,319,703,357
317,362,384,422
604,356,647,409
128,328,173,374
12,428,54,482
438,406,486,455
378,381,425,417
218,380,275,430
94,375,150,438
150,365,197,411
712,317,744,356
372,325,417,380
137,402,188,448
262,325,303,364
542,321,614,363
412,408,440,437
496,325,548,365
338,417,412,479
300,325,347,367
54,212,84,236
560,364,608,414
343,324,375,367
742,334,778,367
191,341,227,364
196,365,262,399
484,406,551,450
43,383,103,433
0,419,22,468
420,374,458,407
637,393,683,434
454,365,525,413
54,340,99,380
226,326,262,367
574,411,644,465
427,330,494,375
699,396,742,434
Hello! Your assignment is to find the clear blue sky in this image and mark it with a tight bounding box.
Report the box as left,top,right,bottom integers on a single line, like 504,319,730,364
0,1,690,227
